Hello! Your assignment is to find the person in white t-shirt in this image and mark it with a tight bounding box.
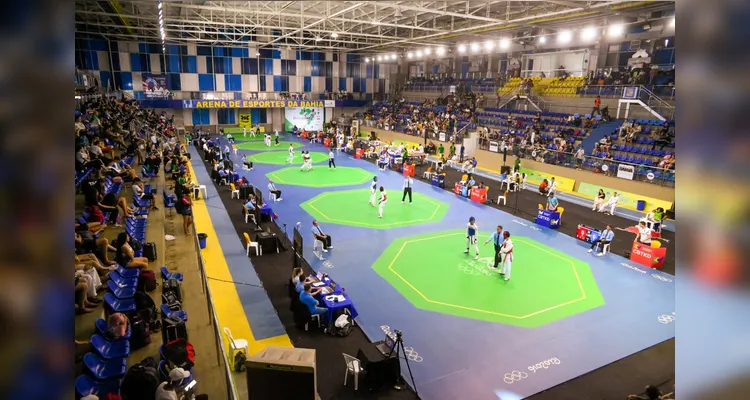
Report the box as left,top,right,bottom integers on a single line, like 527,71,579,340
634,221,652,245
287,144,295,163
243,126,247,137
378,186,387,218
547,177,558,197
154,367,207,400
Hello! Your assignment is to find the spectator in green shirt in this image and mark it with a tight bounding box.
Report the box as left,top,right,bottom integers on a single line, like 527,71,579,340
514,157,521,172
438,144,444,157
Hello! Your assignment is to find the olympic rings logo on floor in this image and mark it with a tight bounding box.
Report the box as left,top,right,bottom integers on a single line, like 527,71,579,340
458,258,495,276
658,313,676,324
620,262,647,274
503,370,528,384
322,260,334,269
651,273,672,282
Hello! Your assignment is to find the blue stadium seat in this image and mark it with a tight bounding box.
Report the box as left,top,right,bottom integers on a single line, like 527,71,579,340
84,352,127,380
91,334,130,359
75,375,122,398
95,318,131,341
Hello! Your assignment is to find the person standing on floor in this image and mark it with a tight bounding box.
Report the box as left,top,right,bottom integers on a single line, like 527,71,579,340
328,149,336,169
275,129,280,146
268,179,282,202
499,231,513,281
301,151,313,171
401,175,413,204
484,225,504,270
265,133,272,147
548,177,558,197
465,217,480,260
369,176,378,206
377,186,387,218
287,143,295,164
312,220,333,252
589,225,614,256
243,126,247,137
459,143,465,162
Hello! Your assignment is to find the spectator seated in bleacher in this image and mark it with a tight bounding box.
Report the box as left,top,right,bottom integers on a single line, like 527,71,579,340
84,177,132,225
115,232,149,270
75,222,118,266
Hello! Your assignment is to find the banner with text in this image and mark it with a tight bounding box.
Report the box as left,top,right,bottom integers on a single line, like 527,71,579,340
285,107,323,131
182,99,327,109
142,74,170,98
518,167,576,193
238,114,252,128
577,182,673,211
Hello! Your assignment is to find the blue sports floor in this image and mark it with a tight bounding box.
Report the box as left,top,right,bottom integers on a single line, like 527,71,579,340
202,133,675,400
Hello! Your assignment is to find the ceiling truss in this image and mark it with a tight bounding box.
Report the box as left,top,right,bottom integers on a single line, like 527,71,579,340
75,1,674,53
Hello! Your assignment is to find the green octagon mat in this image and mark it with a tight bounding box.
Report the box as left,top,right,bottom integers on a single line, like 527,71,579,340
266,166,372,188
372,230,604,327
301,189,449,229
235,141,302,151
248,151,329,165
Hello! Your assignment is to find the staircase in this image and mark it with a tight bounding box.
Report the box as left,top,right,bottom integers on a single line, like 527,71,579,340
581,120,623,153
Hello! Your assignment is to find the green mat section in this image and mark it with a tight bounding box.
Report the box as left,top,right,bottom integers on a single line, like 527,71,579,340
301,188,449,229
235,141,302,151
266,166,372,188
372,230,604,327
249,151,329,165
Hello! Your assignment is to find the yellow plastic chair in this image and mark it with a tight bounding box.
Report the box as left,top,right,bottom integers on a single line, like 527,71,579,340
651,240,662,248
557,206,565,219
243,232,261,256
461,174,468,182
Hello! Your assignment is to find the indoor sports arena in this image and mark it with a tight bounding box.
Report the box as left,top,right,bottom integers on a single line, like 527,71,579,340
74,1,676,399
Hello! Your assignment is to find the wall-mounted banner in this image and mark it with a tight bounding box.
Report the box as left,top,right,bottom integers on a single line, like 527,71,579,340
518,167,576,193
238,114,252,128
577,182,673,211
182,99,327,109
285,107,324,131
142,74,170,98
324,100,336,108
617,164,635,180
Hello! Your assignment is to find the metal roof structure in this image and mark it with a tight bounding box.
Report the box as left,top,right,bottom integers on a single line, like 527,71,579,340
75,1,674,53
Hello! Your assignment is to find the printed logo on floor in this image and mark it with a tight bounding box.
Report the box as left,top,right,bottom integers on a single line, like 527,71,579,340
458,257,498,276
528,357,561,373
651,273,672,282
657,312,676,324
621,262,647,274
503,370,529,384
503,357,561,384
322,260,334,269
380,325,423,362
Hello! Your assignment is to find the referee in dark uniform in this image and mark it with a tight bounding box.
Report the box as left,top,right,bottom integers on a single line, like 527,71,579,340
484,225,504,270
401,176,413,204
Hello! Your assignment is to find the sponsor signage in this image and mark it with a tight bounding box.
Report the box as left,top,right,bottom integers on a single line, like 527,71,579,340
630,242,667,269
535,209,560,229
617,164,635,180
577,182,673,212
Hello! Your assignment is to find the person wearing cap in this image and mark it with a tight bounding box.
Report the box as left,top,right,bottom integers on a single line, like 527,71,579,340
155,367,208,400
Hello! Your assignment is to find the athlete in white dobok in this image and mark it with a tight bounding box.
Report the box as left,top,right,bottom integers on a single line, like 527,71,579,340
274,129,280,146
465,217,480,260
598,191,619,215
243,126,247,137
300,151,313,171
377,186,387,218
369,176,378,206
287,144,295,163
499,231,513,280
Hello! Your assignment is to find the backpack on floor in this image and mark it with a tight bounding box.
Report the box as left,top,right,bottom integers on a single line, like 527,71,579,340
134,291,159,327
162,277,182,303
164,338,196,370
137,269,157,292
144,242,157,261
330,309,353,337
120,357,160,400
162,316,188,344
130,316,151,350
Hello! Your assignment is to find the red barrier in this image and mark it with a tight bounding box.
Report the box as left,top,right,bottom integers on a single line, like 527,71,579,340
470,187,487,204
630,242,667,269
403,164,415,177
355,148,363,159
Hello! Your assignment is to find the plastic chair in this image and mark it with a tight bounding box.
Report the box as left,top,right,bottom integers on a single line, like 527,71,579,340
91,334,130,359
243,206,257,225
243,232,261,256
103,293,136,314
343,353,363,391
84,352,127,380
224,327,250,371
651,240,662,248
161,303,188,322
75,374,122,397
557,207,565,220
95,318,131,341
161,266,184,282
496,190,509,206
108,270,138,288
107,280,136,299
230,183,240,199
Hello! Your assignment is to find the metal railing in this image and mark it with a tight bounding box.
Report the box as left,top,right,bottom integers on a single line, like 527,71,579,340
575,85,676,101
476,140,675,187
520,68,585,78
637,86,675,120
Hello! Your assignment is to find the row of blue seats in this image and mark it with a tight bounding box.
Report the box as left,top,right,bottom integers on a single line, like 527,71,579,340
481,108,571,119
610,144,675,156
581,159,675,181
477,118,597,131
591,152,659,166
76,168,94,189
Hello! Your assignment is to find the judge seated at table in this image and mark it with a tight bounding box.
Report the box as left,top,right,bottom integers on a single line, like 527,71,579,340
547,193,559,211
292,267,313,294
300,283,328,322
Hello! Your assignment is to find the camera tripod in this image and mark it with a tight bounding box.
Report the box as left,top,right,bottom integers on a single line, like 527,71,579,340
387,330,419,397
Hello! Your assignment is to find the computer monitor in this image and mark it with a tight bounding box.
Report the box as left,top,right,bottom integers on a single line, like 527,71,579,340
384,333,395,351
316,270,323,280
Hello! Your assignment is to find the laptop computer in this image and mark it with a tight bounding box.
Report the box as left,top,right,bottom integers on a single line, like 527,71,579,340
375,333,396,356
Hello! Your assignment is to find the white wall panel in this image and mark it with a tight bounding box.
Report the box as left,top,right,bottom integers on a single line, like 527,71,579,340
187,44,197,55
273,59,281,75
232,57,241,75
183,109,193,126
119,53,131,72
215,74,225,91
332,62,339,78
127,42,140,53
97,51,110,71
264,76,273,92
299,60,311,76
246,75,259,92
131,73,143,91
209,109,218,125
288,76,299,92
150,54,162,73
197,56,207,74
181,74,199,91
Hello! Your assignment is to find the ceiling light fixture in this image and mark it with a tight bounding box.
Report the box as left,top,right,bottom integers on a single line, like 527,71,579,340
499,38,510,49
158,2,162,9
315,36,322,41
581,27,597,41
365,57,370,62
256,51,260,56
390,54,396,60
457,44,466,53
471,42,480,52
558,30,572,44
377,55,382,61
608,24,624,37
670,17,675,27
416,50,423,57
407,52,413,58
484,40,495,50
425,48,431,55
538,35,547,44
436,47,446,56
331,32,339,38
